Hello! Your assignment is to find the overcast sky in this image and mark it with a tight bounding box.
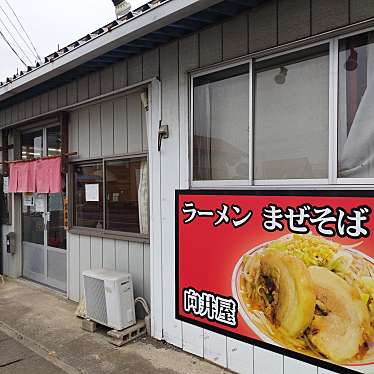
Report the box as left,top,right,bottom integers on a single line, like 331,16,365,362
0,0,148,81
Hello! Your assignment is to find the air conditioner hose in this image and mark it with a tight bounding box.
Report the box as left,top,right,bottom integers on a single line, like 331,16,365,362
134,297,150,335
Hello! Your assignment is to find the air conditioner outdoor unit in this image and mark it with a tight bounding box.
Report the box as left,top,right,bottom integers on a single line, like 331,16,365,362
83,269,136,331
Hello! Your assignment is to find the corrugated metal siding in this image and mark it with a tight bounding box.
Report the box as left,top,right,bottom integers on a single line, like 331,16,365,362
68,233,150,308
67,61,149,306
0,0,372,126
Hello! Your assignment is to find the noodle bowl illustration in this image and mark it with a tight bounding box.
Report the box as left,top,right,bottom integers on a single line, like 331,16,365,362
232,234,374,372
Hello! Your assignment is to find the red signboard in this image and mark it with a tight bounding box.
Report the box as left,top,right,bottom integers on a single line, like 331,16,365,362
176,190,374,374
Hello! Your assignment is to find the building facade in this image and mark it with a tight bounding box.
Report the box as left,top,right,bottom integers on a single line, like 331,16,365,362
1,0,374,373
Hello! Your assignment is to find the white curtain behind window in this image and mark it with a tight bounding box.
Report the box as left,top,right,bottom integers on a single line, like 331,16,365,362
138,160,149,235
193,85,211,180
339,36,374,177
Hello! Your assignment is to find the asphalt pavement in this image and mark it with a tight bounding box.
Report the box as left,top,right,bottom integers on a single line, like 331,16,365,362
0,330,66,374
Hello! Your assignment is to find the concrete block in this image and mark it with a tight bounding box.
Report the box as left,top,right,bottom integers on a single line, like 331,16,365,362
107,320,147,347
81,319,97,333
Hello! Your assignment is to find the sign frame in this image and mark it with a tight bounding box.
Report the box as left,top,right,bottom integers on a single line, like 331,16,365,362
175,189,374,374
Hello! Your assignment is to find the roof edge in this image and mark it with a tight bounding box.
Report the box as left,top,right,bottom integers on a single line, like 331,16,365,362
0,0,222,103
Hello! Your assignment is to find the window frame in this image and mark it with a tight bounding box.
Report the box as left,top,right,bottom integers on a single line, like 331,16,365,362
69,151,149,243
0,173,12,225
190,29,374,188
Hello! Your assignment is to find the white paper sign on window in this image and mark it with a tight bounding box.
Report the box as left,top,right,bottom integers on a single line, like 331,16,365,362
85,184,99,202
34,136,42,158
35,194,45,213
23,193,34,207
3,177,8,194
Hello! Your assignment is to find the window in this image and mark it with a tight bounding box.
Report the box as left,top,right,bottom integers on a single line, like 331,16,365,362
22,129,43,160
73,156,149,236
193,64,249,181
0,174,11,225
254,45,330,180
192,34,374,186
74,163,103,229
338,32,374,178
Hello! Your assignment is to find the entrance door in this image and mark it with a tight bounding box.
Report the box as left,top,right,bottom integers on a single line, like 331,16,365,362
21,126,67,291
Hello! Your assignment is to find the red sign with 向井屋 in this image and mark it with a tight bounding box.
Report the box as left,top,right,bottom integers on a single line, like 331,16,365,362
175,190,374,374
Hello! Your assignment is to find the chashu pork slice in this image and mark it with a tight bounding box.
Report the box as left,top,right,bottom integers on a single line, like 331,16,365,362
252,251,316,337
308,266,370,362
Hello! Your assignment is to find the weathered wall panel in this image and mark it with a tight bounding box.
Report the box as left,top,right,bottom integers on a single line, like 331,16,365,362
113,60,128,90
249,0,277,52
101,101,114,156
78,109,90,158
199,24,223,67
128,55,143,85
350,0,374,23
142,49,159,80
223,14,249,60
311,0,349,35
67,81,78,105
57,86,67,108
89,72,101,98
77,76,89,102
113,96,128,155
278,0,311,44
101,66,114,94
89,105,102,157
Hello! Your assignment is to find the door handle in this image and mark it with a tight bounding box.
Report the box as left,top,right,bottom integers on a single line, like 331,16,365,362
158,122,169,151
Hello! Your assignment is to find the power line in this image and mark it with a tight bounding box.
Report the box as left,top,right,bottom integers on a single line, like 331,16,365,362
0,3,38,62
0,28,27,67
0,14,33,65
2,0,41,61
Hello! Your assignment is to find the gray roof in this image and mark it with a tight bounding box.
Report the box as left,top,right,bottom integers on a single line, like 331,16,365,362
0,0,261,108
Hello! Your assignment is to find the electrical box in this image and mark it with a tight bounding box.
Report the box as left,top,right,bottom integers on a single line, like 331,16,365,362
6,232,16,255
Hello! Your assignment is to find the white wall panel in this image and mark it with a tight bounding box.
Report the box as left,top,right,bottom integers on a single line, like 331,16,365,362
253,347,283,374
317,369,338,374
143,244,150,308
101,101,114,156
89,105,102,157
160,41,182,348
102,238,116,269
79,235,91,295
78,109,90,158
68,111,79,154
90,237,103,269
127,93,142,153
203,330,227,368
227,338,253,374
128,242,144,299
68,233,80,302
115,240,129,273
284,357,317,374
178,32,205,357
113,96,128,155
